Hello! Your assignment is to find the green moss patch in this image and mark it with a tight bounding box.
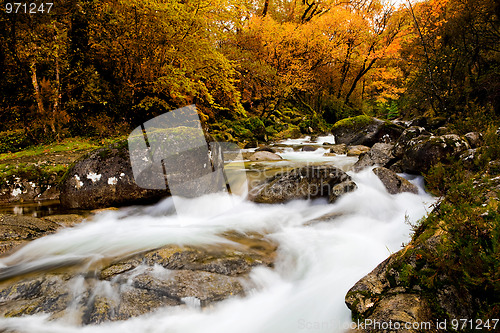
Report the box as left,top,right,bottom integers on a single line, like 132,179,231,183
331,115,373,131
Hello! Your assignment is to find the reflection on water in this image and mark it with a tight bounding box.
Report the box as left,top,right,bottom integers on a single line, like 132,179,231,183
0,200,92,218
0,200,63,218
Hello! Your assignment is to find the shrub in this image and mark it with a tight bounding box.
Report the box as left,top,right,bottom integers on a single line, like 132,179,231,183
0,130,32,154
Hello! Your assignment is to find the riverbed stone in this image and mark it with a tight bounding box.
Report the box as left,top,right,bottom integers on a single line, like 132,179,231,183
302,146,317,152
255,146,276,153
132,269,245,306
248,151,283,161
347,145,370,156
330,144,348,154
0,232,277,324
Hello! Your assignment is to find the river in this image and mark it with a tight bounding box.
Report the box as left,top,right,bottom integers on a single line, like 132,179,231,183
0,135,435,333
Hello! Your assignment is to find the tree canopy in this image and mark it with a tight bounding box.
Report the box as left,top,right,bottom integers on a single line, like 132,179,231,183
0,0,498,144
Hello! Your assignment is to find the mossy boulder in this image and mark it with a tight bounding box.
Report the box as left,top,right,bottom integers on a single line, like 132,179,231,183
227,117,266,141
273,124,302,141
346,233,478,331
393,126,432,158
331,116,404,146
0,164,65,203
60,127,226,209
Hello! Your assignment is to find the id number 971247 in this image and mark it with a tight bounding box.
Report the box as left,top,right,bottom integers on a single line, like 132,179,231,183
5,2,53,14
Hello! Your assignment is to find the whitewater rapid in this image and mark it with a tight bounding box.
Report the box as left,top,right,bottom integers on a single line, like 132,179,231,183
0,136,435,333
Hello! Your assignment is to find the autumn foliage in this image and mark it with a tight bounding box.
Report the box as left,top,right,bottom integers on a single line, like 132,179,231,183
0,0,498,144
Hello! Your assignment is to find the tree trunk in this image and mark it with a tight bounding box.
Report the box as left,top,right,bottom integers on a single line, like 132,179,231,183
52,22,61,137
406,0,445,113
262,0,270,17
30,60,47,133
345,58,376,105
337,42,353,98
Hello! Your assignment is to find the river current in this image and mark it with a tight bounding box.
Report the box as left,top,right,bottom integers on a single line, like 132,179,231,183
0,135,435,333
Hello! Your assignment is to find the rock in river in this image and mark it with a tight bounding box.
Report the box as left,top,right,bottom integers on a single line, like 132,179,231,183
247,151,283,161
250,165,357,203
60,128,223,209
372,167,419,195
331,116,404,147
353,143,395,172
0,214,62,255
346,145,370,156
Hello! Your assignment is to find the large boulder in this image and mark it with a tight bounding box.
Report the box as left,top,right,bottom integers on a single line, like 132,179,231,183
250,165,357,203
60,128,223,209
59,141,169,209
345,252,436,332
331,116,404,147
397,134,470,174
392,126,432,158
372,167,419,194
354,143,395,172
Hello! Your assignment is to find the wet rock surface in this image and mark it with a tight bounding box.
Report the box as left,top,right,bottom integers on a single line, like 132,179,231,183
246,151,283,161
331,116,404,147
0,214,63,255
0,232,277,324
346,145,371,156
250,165,357,203
354,143,395,172
345,232,478,332
330,144,348,155
372,167,419,195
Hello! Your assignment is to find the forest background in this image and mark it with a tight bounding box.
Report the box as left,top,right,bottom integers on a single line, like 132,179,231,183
0,0,499,150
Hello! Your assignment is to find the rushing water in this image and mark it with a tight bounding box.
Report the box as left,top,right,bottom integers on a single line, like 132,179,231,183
0,136,435,333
